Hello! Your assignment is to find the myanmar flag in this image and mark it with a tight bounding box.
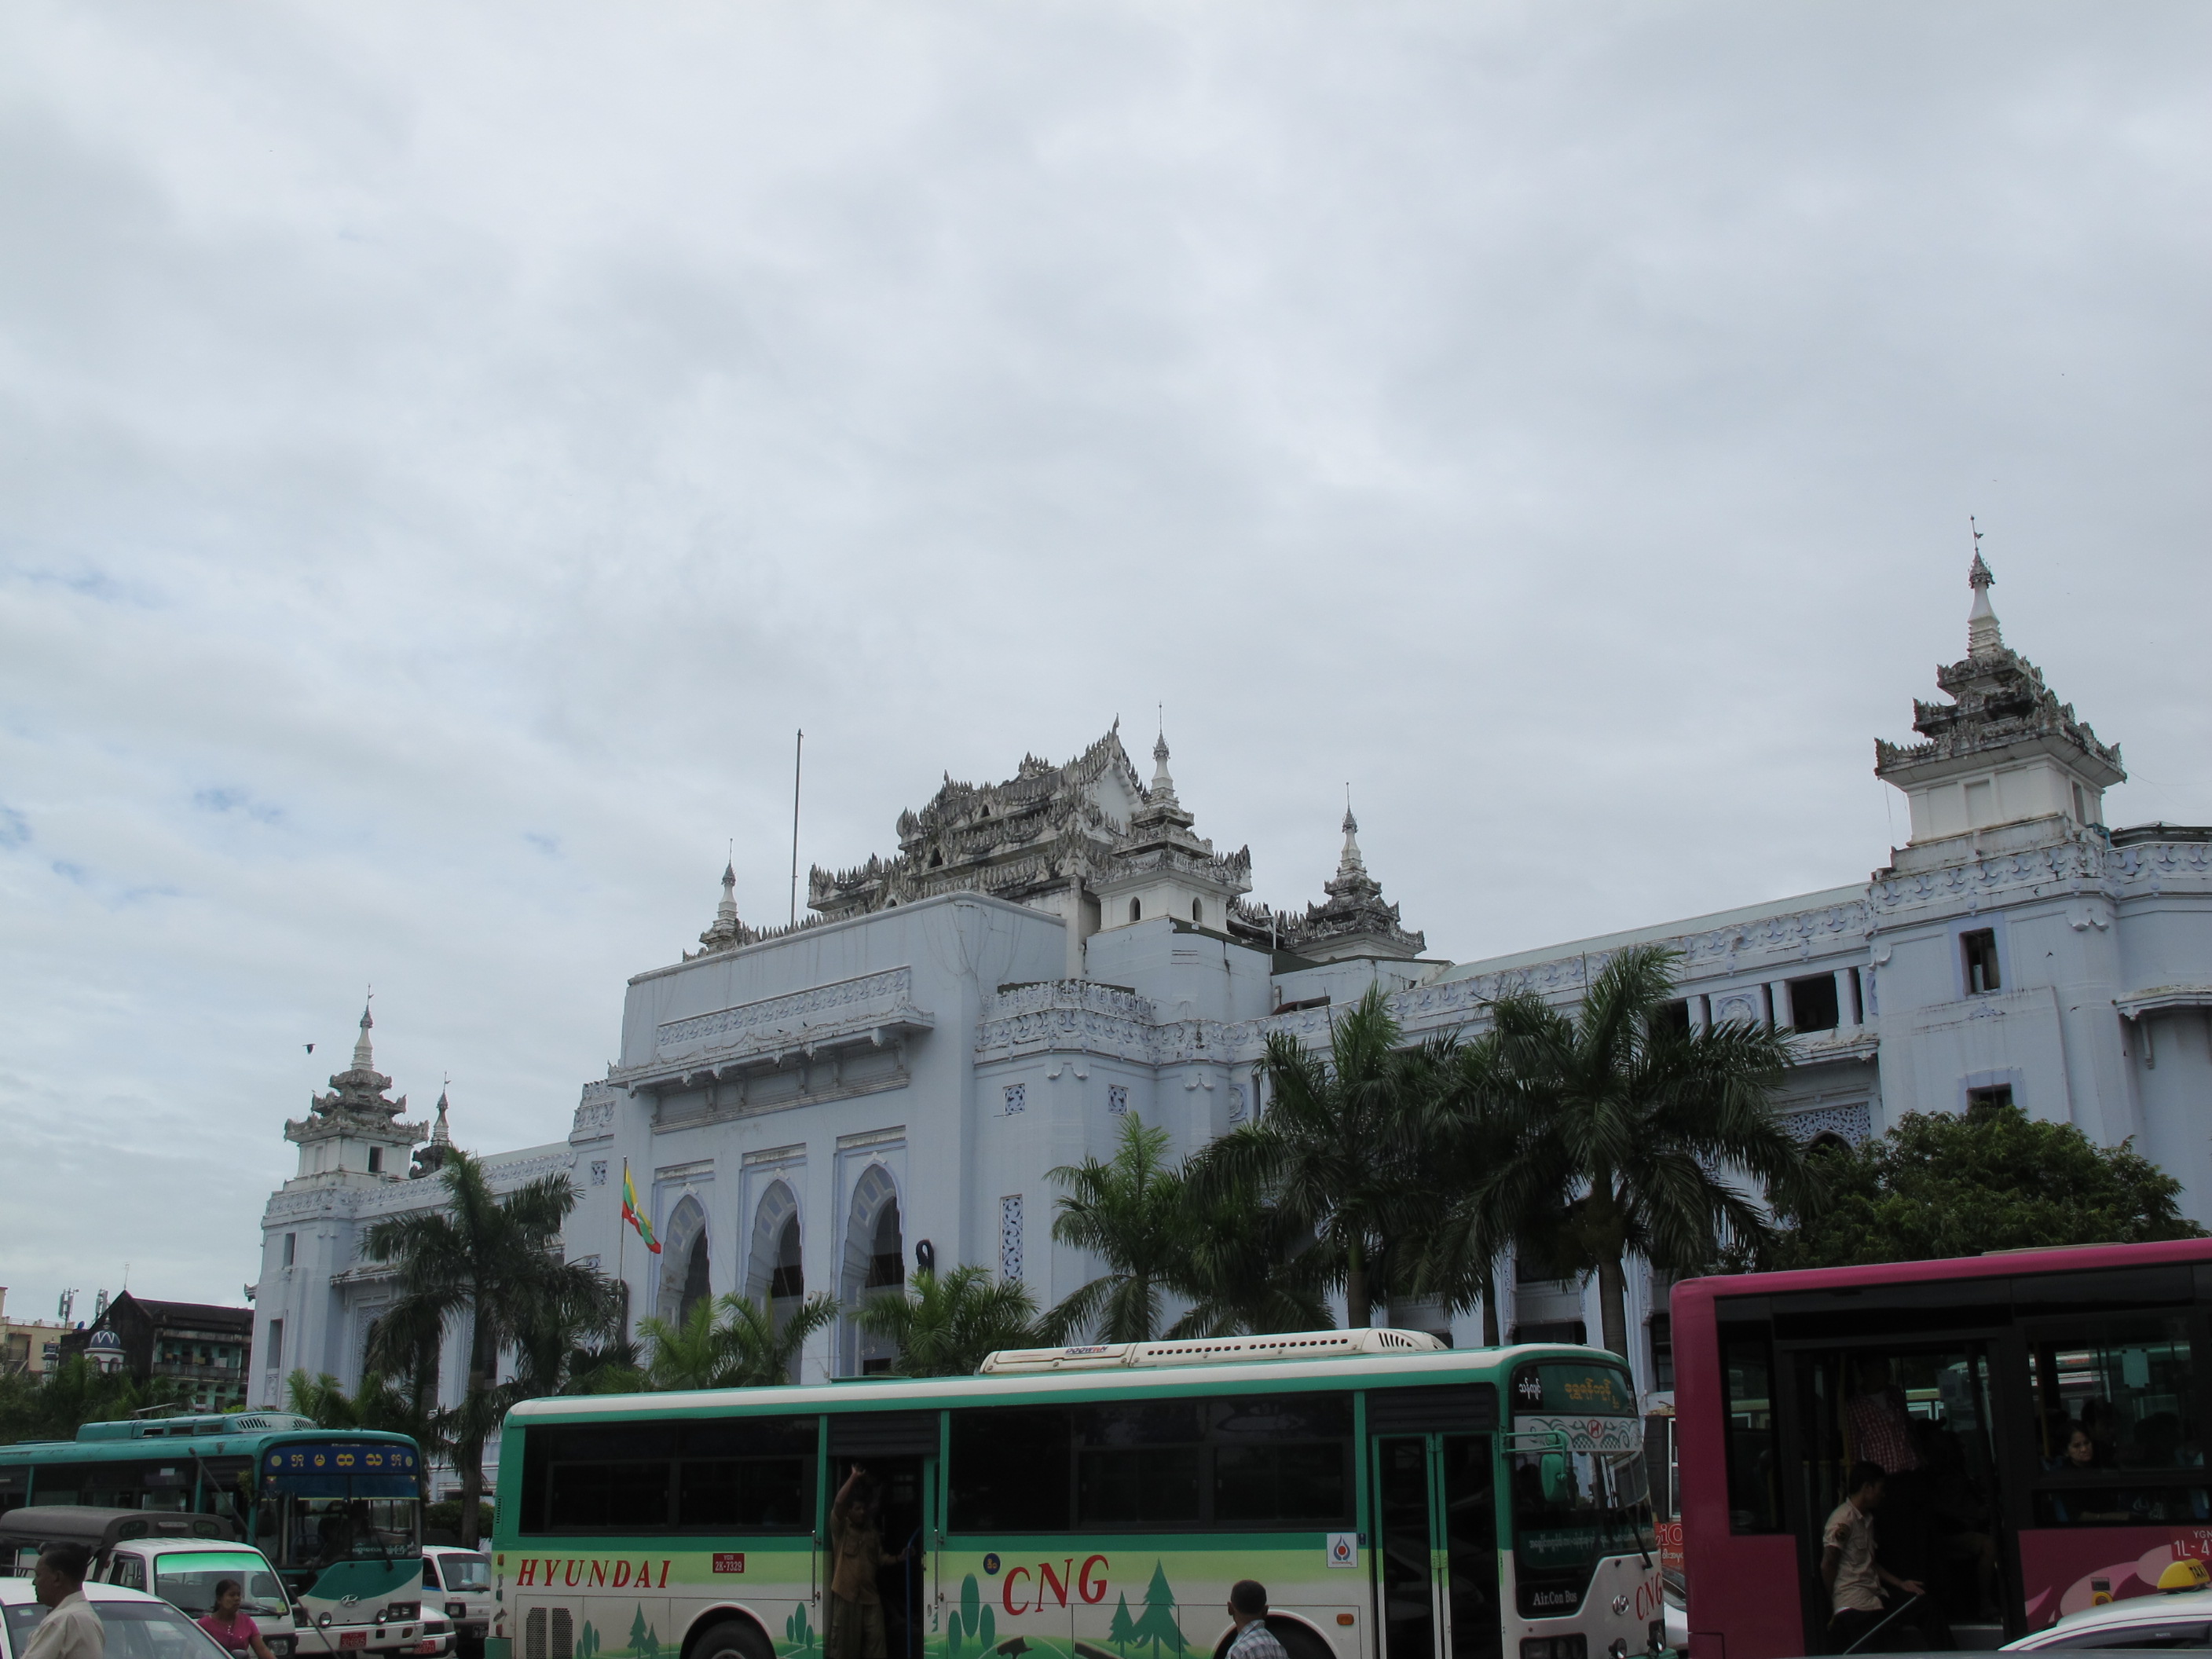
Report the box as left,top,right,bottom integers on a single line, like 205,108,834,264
621,1161,661,1254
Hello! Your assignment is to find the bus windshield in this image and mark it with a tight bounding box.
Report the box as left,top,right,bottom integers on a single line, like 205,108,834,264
1511,1443,1654,1554
258,1495,419,1569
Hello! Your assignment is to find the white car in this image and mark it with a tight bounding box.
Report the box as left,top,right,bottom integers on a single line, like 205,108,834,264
0,1574,232,1659
416,1550,490,1657
2003,1568,2212,1650
98,1536,302,1659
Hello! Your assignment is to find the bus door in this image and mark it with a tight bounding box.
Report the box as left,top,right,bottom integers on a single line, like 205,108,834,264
1372,1434,1501,1659
826,1414,940,1659
1774,1339,2010,1650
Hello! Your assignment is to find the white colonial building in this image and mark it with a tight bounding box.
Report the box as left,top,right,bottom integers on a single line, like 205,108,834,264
251,557,2212,1466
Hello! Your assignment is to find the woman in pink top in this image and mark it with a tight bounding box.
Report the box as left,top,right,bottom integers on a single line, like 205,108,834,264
198,1580,277,1659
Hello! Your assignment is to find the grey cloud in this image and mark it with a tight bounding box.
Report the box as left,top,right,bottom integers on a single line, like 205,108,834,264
0,0,2206,1311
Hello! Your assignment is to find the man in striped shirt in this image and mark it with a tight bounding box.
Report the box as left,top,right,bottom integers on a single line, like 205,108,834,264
1225,1582,1286,1659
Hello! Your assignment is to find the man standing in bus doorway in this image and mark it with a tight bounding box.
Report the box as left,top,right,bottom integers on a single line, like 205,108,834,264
828,1464,909,1659
1845,1361,1939,1605
1823,1463,1928,1654
1225,1582,1286,1659
24,1544,104,1659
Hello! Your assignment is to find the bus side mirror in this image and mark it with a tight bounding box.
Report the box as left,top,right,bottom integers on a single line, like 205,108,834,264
1540,1452,1572,1504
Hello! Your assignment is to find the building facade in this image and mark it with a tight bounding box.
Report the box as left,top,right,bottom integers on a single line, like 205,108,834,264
251,559,2212,1429
58,1291,256,1411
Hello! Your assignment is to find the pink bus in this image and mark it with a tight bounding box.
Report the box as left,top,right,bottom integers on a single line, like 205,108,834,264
1673,1237,2212,1657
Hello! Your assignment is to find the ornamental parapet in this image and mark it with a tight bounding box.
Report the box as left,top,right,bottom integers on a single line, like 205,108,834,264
621,967,933,1093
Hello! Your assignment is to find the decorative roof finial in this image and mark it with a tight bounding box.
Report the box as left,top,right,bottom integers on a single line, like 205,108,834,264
1150,720,1179,805
1339,796,1367,877
351,991,375,1071
430,1080,452,1147
1966,518,2003,660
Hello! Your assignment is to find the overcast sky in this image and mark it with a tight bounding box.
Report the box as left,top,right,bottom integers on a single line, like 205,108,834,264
2,2,2207,1321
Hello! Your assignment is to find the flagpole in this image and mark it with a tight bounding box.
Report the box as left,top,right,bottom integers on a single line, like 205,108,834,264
617,1159,628,1339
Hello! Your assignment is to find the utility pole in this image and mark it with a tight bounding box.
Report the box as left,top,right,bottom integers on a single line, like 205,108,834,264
789,729,804,926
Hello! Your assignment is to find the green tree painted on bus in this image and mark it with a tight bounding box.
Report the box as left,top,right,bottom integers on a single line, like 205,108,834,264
785,1603,817,1657
629,1606,661,1659
947,1573,994,1659
1131,1563,1184,1658
577,1623,599,1659
1108,1592,1137,1654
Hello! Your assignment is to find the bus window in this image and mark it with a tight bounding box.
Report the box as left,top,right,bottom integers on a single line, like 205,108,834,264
676,1417,816,1532
2027,1317,2199,1471
1720,1326,1782,1533
1075,1401,1204,1526
527,1423,679,1533
949,1408,1072,1532
524,1418,819,1536
1209,1394,1352,1525
2027,1316,2210,1526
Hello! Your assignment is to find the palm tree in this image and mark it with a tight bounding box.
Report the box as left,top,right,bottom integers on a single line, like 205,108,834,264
855,1266,1040,1375
1042,1114,1189,1342
1188,985,1437,1327
1438,943,1818,1357
361,1150,618,1546
635,1291,838,1390
284,1368,438,1439
1165,1183,1334,1338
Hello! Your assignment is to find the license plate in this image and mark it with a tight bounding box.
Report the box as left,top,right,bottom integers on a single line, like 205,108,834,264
339,1633,368,1650
413,1643,441,1654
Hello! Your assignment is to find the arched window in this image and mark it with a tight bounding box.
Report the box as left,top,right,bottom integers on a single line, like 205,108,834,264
866,1199,904,1288
841,1166,904,1375
771,1215,804,1299
1192,899,1203,924
654,1193,711,1328
676,1233,711,1327
1130,898,1142,923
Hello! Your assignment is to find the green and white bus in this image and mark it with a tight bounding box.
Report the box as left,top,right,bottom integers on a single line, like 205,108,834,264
0,1412,428,1650
489,1329,1661,1659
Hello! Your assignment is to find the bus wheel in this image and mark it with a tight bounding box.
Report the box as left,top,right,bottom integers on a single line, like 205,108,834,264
689,1619,773,1659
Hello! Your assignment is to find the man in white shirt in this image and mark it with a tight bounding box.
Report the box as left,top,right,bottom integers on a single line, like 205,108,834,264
24,1544,105,1659
1822,1462,1926,1654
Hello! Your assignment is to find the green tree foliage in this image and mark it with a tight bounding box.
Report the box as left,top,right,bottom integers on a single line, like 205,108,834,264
1039,1106,1332,1347
628,1605,651,1658
285,1371,435,1451
0,1357,188,1445
855,1268,1038,1376
1192,986,1442,1327
362,1150,621,1546
1764,1097,2206,1268
634,1291,837,1390
1164,1178,1333,1339
1044,1115,1190,1342
1432,945,1815,1357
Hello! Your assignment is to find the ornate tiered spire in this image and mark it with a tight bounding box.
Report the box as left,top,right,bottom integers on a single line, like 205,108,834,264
1337,806,1367,877
412,1083,456,1177
285,997,427,1158
691,859,755,957
350,1001,375,1071
1875,546,2125,796
1967,539,2003,661
1149,729,1181,808
1266,800,1426,962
